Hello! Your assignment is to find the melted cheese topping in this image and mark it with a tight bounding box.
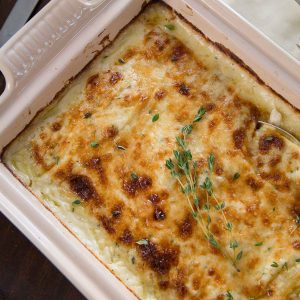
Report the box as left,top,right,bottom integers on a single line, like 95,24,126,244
3,2,300,299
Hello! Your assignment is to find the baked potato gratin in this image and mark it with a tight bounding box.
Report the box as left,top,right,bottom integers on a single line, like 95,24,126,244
2,2,300,299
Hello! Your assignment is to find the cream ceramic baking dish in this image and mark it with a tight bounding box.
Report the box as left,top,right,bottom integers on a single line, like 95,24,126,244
0,0,300,299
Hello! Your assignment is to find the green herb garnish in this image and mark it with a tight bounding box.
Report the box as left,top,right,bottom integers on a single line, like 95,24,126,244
193,107,206,123
233,172,240,180
117,145,126,150
136,239,148,245
165,106,242,272
118,58,126,64
72,199,81,206
131,173,138,181
208,153,215,172
282,262,288,270
296,258,300,262
271,262,279,268
152,113,159,122
54,156,60,165
164,24,175,30
225,291,234,300
255,242,263,247
90,141,99,148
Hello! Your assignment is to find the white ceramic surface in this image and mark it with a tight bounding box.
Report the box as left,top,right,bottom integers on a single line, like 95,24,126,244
221,0,300,60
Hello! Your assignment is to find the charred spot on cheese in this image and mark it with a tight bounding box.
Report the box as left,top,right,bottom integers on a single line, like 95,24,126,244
119,229,133,244
85,157,106,183
111,204,122,218
109,72,122,85
246,176,263,191
123,174,152,196
103,125,118,139
154,38,169,51
69,175,98,200
177,82,190,96
159,280,169,290
178,214,195,239
233,128,246,149
269,155,281,167
208,268,215,276
154,89,166,100
137,241,179,275
84,112,92,119
205,103,215,112
148,193,161,204
51,122,61,132
87,74,100,88
153,207,166,221
249,105,260,122
259,135,284,154
100,215,115,234
174,279,187,296
171,45,186,62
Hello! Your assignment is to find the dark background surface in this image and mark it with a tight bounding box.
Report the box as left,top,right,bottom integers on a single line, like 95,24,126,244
0,1,85,299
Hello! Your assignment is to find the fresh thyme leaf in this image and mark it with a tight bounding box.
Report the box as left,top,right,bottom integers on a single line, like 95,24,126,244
72,199,81,206
271,262,279,268
164,24,175,30
181,184,191,194
136,239,148,245
90,141,99,148
171,170,179,177
230,240,238,250
208,235,219,249
182,124,193,135
54,156,60,165
165,105,242,272
233,172,240,180
193,107,206,123
131,256,136,264
208,153,215,171
255,242,263,247
118,58,126,64
225,290,234,300
131,173,138,181
166,158,174,170
296,258,300,262
236,251,243,261
296,215,300,225
215,202,225,210
184,150,192,161
192,211,198,219
176,137,186,149
226,222,233,231
117,145,126,150
207,215,211,224
200,177,213,195
203,203,210,211
282,262,288,270
152,113,159,122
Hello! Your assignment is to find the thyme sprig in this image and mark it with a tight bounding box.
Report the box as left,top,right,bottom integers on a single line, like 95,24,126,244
166,107,242,272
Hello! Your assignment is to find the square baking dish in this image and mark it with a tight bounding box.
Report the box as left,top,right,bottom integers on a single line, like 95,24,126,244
0,0,299,299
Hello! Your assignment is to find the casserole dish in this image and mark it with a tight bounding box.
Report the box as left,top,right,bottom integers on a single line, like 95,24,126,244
0,0,299,299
